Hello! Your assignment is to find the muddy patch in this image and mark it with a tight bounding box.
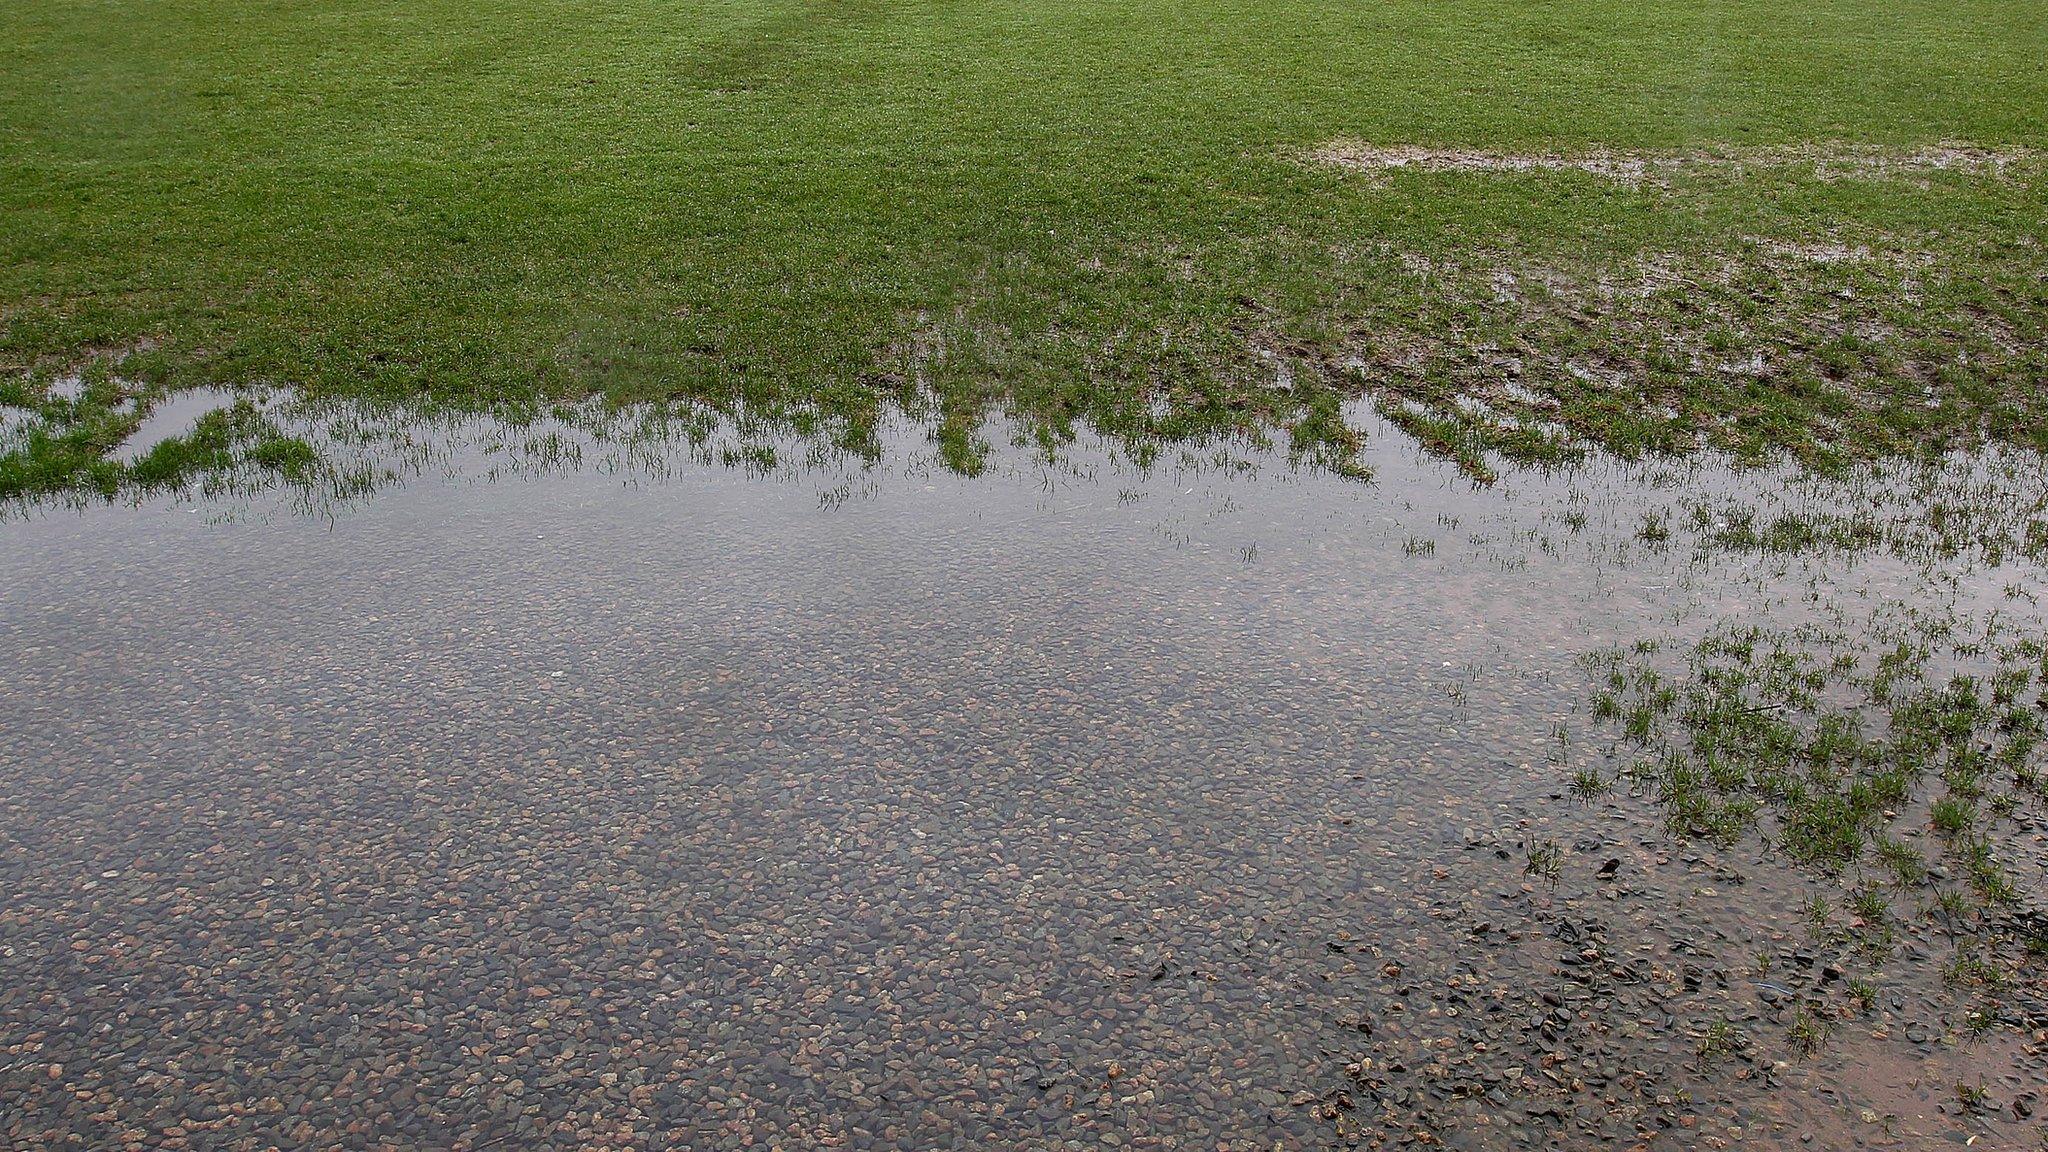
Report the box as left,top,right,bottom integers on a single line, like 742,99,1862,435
1310,143,1661,182
1309,141,2040,186
1280,234,2046,479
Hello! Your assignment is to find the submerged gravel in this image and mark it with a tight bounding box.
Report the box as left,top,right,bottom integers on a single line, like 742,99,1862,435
2,426,2042,1150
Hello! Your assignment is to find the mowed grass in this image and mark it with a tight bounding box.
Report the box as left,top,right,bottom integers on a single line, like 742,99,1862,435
3,0,2047,483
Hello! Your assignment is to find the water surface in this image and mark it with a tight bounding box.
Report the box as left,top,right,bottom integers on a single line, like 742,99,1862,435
2,414,2041,1150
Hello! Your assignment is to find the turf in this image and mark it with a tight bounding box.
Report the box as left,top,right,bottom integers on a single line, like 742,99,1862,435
3,0,2047,490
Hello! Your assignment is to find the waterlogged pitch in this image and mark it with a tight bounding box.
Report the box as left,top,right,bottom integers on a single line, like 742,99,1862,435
3,1,2047,1149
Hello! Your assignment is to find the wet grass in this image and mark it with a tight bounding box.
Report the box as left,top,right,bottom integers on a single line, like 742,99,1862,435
3,0,2048,496
0,374,320,502
0,376,132,498
1588,625,2045,879
1581,610,2048,1035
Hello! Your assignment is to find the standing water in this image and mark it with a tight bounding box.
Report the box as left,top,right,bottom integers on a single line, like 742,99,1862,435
2,407,2044,1150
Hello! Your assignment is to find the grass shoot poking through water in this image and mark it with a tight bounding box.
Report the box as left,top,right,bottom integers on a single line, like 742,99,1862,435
1525,838,1565,888
1581,617,2048,1014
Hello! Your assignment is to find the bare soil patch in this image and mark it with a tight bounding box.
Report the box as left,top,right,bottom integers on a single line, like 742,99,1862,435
1309,141,2040,186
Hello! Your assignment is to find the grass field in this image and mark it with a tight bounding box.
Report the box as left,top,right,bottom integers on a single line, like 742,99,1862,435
3,0,2047,492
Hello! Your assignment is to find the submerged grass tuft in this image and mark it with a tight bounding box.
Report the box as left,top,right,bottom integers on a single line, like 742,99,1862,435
1580,615,2047,1014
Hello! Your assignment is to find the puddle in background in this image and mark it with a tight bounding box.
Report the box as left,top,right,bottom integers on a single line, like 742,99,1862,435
1,411,2044,1150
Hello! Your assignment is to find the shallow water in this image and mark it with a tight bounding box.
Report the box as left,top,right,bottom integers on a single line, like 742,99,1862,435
110,387,245,464
2,413,2043,1150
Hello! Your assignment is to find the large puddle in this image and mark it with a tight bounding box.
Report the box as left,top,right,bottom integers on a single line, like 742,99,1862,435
2,407,2044,1150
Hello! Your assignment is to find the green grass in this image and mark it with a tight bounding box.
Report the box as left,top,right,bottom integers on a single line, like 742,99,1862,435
4,0,2048,496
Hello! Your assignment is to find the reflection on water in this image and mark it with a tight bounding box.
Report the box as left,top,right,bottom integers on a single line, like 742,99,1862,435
1,405,2044,1150
108,388,245,465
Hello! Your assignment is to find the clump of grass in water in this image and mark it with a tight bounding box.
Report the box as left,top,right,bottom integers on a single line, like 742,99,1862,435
126,402,322,494
1525,838,1564,887
1873,836,1928,886
1955,1078,1992,1114
1800,894,1831,937
0,372,138,499
1931,795,1976,837
1695,1018,1743,1066
1955,834,2021,906
1637,509,1670,544
2023,919,2048,960
1931,887,1978,938
1586,626,2042,868
1788,1006,1832,1057
1849,884,1887,925
1,382,325,503
1579,618,2047,1029
1569,767,1610,802
1942,946,2006,991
